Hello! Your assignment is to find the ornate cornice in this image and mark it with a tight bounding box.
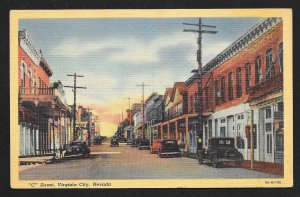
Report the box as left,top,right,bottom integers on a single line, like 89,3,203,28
202,17,282,73
19,30,42,66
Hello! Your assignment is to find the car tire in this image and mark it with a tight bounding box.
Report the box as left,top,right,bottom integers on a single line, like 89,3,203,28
158,149,163,158
212,154,219,168
198,152,203,164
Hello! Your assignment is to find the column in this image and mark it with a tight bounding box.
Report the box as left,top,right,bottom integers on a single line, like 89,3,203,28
167,124,170,139
185,117,189,152
160,124,163,139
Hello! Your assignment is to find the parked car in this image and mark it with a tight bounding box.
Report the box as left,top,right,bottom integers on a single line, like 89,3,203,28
126,138,133,145
138,139,150,150
64,140,90,157
110,138,119,147
93,137,102,145
156,139,181,157
119,137,127,143
131,139,139,147
197,137,244,168
150,139,161,154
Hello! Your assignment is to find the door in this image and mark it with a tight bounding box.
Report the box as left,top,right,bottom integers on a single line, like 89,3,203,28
264,107,274,162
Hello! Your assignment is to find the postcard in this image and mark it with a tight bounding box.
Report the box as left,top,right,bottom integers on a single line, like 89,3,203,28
10,9,293,188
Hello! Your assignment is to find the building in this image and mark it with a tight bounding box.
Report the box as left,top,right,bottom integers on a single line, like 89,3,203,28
198,17,283,164
18,30,71,157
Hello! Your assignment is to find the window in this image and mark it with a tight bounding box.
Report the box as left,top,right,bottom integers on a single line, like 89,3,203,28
205,86,209,110
21,64,26,87
214,80,219,106
214,119,218,137
267,134,272,154
255,56,262,84
266,107,272,119
266,122,272,132
236,67,242,98
266,49,274,79
279,42,283,73
221,77,226,103
275,132,284,151
245,64,251,94
190,95,194,113
247,124,257,149
220,126,226,137
236,136,245,149
228,72,234,101
220,118,225,123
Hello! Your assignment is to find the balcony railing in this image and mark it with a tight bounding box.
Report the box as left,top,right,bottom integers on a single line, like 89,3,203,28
19,87,54,96
249,73,283,99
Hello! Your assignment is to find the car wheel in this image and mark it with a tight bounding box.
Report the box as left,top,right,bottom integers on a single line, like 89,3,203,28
158,149,163,158
212,155,219,168
197,152,203,164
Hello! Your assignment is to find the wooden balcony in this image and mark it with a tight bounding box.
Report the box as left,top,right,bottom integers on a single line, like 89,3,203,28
248,73,283,102
19,87,56,102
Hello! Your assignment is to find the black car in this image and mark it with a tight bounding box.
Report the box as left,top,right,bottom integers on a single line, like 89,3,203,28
126,138,133,145
131,139,139,147
138,139,150,150
110,138,119,147
65,140,90,157
119,137,127,143
93,137,102,145
197,137,244,168
157,139,181,157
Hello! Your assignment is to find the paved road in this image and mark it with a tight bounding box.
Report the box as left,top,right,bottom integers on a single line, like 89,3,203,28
20,142,279,180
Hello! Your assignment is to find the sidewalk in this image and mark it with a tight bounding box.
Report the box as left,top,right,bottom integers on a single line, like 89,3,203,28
19,155,55,172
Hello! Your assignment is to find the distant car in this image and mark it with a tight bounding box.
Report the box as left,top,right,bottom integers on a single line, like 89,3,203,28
150,139,161,154
138,139,150,150
126,139,133,145
93,137,102,145
156,139,181,157
110,138,119,147
119,137,127,143
197,137,244,168
64,140,90,157
131,139,139,147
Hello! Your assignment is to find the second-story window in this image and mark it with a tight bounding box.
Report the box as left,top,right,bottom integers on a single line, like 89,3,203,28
245,64,251,94
236,67,242,98
205,86,209,110
279,42,283,73
214,80,219,106
255,56,262,84
21,64,26,87
221,77,226,103
266,48,274,79
228,72,233,101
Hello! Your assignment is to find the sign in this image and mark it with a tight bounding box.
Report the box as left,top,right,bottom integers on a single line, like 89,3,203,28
76,122,87,128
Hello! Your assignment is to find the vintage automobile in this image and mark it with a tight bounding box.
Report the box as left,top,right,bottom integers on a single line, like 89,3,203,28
131,139,139,147
138,139,150,150
155,139,181,157
126,138,133,145
119,137,127,143
197,137,244,168
93,137,102,145
110,138,119,147
64,140,90,157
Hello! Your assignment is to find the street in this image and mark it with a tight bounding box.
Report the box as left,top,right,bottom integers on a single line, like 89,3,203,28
20,141,279,180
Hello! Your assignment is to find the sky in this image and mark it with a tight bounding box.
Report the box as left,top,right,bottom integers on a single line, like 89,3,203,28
20,17,262,137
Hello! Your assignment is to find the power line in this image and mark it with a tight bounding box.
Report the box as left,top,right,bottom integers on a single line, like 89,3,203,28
64,73,87,141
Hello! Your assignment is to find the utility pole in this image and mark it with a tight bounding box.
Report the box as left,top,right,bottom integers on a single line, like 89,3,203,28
136,82,151,139
184,18,217,150
124,97,132,126
64,73,86,141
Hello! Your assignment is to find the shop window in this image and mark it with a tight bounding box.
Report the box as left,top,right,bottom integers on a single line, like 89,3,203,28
266,48,274,79
266,107,272,119
214,80,219,106
245,64,251,94
236,136,245,149
236,67,242,98
228,72,234,101
255,56,262,84
220,126,226,137
221,77,226,103
275,132,284,151
279,42,283,73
